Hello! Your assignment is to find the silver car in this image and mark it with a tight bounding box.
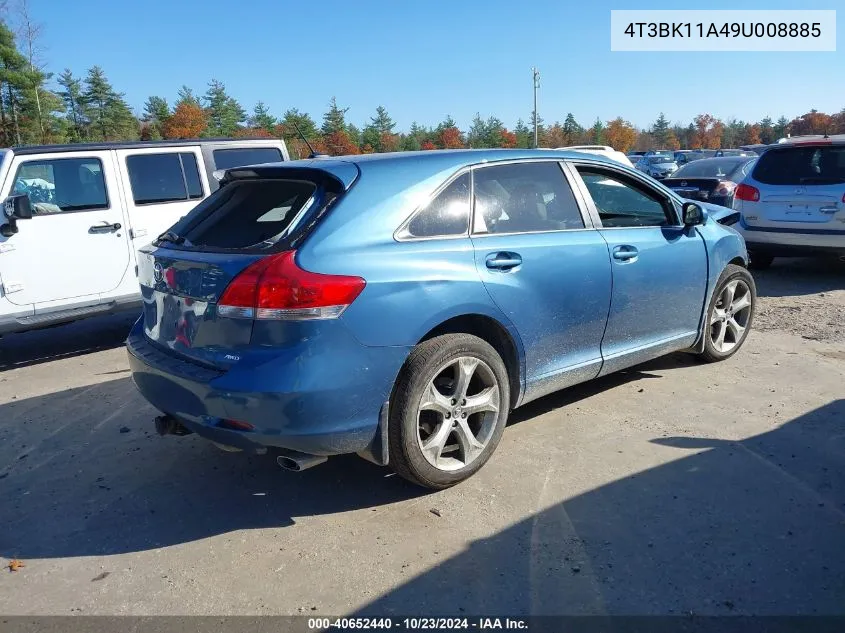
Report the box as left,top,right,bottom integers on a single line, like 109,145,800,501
733,135,845,268
635,155,679,180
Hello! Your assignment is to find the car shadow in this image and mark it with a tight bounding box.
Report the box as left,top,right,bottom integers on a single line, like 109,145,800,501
356,399,845,615
0,312,138,372
753,256,844,298
0,351,701,561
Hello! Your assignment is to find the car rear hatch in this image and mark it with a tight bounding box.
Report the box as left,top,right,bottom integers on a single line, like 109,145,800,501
136,163,360,370
743,143,845,228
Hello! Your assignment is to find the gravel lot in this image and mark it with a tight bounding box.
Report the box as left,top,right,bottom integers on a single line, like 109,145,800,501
0,258,843,616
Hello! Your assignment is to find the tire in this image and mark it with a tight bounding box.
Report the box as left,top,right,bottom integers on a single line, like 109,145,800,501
698,264,756,363
388,333,510,489
748,251,774,270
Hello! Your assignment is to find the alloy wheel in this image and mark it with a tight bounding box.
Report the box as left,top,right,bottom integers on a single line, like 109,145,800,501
416,356,500,471
710,279,753,353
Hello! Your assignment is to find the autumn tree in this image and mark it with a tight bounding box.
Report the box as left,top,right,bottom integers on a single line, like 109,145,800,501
787,110,834,136
162,102,207,139
604,118,637,152
743,124,762,145
692,113,724,149
434,115,463,149
499,129,517,148
543,122,566,148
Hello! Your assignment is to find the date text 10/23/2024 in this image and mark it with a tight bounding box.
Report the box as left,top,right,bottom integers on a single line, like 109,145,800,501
610,10,836,52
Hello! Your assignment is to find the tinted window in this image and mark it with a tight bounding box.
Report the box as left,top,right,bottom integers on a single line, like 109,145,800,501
407,173,470,237
181,180,318,249
213,148,283,170
12,158,108,214
674,158,748,179
753,146,845,185
126,153,204,204
577,168,670,228
474,162,583,234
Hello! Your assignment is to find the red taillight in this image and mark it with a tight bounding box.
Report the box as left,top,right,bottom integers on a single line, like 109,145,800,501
219,419,254,431
218,251,365,321
735,183,760,202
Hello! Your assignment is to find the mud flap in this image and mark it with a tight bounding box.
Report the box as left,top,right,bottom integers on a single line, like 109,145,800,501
357,400,389,466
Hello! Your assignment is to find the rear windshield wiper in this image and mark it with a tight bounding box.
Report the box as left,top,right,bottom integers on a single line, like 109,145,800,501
156,230,187,245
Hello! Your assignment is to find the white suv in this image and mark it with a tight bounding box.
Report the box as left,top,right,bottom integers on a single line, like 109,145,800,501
733,135,845,268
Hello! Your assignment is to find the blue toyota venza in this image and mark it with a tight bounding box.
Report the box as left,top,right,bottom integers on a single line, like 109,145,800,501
127,149,755,489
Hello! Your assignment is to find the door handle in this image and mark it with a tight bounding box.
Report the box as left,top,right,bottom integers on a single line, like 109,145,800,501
820,206,838,214
612,245,639,261
485,252,522,271
89,222,122,234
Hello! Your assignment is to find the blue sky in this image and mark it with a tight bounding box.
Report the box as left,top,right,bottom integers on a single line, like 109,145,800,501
29,0,843,131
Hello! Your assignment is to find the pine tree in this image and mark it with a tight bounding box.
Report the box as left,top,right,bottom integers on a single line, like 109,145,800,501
514,119,531,148
590,118,605,145
176,85,200,108
362,105,396,152
774,116,789,140
142,95,170,140
529,110,545,147
321,97,348,135
467,113,487,148
562,113,583,145
203,79,245,137
57,69,86,142
0,21,29,145
651,112,671,148
82,66,137,141
759,116,774,144
249,101,276,134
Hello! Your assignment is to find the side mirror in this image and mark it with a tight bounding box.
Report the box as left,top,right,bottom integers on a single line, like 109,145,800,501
4,194,32,220
682,202,706,227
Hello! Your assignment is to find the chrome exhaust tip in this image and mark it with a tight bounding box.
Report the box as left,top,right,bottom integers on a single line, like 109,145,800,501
276,450,327,472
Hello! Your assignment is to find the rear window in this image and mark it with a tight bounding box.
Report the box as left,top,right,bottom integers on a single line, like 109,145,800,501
753,146,845,185
126,153,204,204
674,158,748,179
213,148,283,170
177,180,321,249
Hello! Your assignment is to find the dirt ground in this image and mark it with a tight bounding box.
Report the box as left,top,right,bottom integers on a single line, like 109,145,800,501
0,258,843,616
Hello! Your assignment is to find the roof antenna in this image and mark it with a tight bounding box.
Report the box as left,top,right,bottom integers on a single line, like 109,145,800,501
291,121,326,159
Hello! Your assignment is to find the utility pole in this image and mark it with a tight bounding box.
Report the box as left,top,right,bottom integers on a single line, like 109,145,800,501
532,67,540,148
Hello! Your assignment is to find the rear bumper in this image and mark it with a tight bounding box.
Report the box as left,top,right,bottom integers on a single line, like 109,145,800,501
737,221,845,255
127,319,410,456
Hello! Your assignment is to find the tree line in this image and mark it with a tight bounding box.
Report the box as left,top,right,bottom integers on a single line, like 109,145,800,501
1,8,844,157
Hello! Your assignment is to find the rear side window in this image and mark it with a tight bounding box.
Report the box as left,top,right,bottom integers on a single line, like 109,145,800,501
12,157,108,214
474,162,584,234
406,173,471,238
753,146,845,185
213,148,282,170
181,180,318,249
126,153,204,204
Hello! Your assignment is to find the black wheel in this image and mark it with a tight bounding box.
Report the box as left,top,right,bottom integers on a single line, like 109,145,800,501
698,264,756,363
388,334,510,489
748,251,774,270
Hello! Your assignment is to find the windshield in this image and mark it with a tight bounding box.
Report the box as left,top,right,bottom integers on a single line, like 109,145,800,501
650,156,675,164
674,158,750,179
753,146,845,185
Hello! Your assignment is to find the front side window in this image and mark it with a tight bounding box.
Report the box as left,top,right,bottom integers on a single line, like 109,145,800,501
126,152,204,205
12,157,108,214
405,172,471,238
473,162,584,234
576,167,671,228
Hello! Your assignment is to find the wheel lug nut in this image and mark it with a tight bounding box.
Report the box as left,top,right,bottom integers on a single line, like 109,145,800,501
445,413,450,419
461,399,466,405
461,413,467,418
451,399,456,405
